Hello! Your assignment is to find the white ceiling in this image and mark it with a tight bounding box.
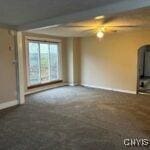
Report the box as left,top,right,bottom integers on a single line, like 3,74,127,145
0,0,149,30
29,7,150,37
0,0,123,26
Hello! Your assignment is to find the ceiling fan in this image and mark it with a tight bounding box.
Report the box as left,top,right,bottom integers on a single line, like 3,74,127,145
58,24,150,38
43,20,150,38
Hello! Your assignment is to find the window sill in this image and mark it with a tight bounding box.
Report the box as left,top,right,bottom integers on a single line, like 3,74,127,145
25,82,67,95
27,80,63,89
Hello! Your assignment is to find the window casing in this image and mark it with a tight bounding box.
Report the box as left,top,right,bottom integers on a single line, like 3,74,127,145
26,39,62,88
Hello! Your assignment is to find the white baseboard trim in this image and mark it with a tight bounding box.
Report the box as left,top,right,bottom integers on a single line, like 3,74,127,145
69,83,79,86
81,84,136,94
0,100,19,110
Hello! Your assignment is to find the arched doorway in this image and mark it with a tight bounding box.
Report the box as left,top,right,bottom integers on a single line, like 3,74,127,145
137,45,150,94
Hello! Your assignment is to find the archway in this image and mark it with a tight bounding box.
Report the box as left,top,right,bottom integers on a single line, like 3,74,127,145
137,45,150,94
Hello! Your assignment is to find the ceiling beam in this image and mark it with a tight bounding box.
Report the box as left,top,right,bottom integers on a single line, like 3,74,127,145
0,23,17,30
18,0,150,31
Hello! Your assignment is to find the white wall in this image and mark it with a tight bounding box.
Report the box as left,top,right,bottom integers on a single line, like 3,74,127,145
80,29,150,93
0,28,17,103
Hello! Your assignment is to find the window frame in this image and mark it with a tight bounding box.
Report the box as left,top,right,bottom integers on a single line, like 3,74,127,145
25,36,63,89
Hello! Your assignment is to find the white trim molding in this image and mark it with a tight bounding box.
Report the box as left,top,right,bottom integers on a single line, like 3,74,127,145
82,84,136,94
0,100,19,110
17,32,25,104
69,83,79,86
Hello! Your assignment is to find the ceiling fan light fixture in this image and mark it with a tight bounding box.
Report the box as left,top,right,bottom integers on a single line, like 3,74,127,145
94,15,105,20
97,31,104,38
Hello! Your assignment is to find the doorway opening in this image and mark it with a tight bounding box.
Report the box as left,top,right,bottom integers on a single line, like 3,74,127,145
137,45,150,94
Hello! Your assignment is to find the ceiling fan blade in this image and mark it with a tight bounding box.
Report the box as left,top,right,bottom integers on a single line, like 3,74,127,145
39,24,96,29
61,25,96,28
99,25,150,28
102,16,116,24
81,28,96,33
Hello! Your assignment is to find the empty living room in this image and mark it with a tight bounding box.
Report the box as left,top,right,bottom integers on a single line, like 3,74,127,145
0,0,150,150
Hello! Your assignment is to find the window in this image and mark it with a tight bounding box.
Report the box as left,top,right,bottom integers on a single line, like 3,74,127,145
27,40,61,87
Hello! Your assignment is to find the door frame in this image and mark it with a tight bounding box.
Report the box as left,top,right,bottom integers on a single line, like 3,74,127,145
136,45,150,94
